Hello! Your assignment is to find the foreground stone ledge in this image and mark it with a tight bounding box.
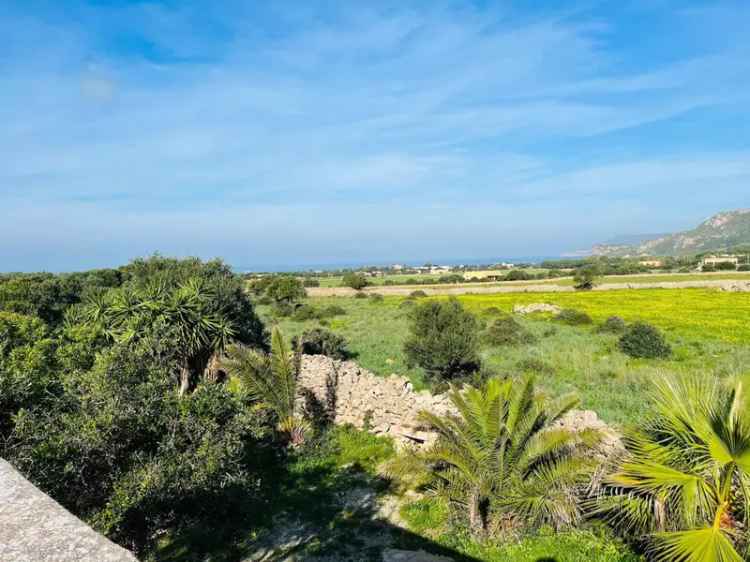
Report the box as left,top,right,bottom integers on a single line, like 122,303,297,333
0,458,138,562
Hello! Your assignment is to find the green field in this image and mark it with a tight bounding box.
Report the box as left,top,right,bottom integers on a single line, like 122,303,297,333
310,271,750,289
259,288,750,426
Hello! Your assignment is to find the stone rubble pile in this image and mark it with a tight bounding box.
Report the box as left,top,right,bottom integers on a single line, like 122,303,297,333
298,355,622,456
513,303,563,315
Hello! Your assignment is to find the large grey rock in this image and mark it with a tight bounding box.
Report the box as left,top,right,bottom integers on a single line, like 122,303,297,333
0,459,138,562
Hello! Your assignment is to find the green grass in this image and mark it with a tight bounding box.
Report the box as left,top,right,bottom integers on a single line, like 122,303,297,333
399,498,642,562
312,271,750,289
259,288,750,425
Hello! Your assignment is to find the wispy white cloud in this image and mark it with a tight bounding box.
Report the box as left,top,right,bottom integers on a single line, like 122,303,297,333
1,1,748,269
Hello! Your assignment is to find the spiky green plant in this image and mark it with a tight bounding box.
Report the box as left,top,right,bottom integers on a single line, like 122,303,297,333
222,327,309,446
84,278,236,396
593,375,750,561
418,376,603,537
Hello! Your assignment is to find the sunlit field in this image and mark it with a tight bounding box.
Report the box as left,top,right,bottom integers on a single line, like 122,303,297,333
259,288,750,426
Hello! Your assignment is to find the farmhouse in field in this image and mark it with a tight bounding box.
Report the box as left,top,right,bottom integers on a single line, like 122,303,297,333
639,259,664,268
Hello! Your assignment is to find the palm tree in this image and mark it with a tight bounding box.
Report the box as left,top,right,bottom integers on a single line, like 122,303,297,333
593,375,750,562
418,376,602,537
222,327,309,446
84,278,236,396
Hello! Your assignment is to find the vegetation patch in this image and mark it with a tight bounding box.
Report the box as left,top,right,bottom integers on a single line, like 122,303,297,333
618,322,672,359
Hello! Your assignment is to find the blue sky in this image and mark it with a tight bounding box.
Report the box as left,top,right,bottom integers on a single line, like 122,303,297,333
2,1,749,271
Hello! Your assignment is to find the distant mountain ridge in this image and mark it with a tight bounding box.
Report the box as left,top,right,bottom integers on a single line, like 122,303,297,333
591,209,750,257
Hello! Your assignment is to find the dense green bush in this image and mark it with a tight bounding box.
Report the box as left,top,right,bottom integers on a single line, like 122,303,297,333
302,278,320,287
437,274,464,284
484,316,537,346
505,269,533,281
368,293,384,303
481,306,502,316
403,298,480,382
295,328,350,360
266,276,306,304
0,312,58,438
715,261,737,271
573,265,599,290
341,272,369,290
353,291,368,299
738,264,750,271
292,304,320,322
319,304,347,317
409,290,428,298
272,301,294,317
597,316,627,334
618,322,671,358
701,263,716,272
555,308,593,325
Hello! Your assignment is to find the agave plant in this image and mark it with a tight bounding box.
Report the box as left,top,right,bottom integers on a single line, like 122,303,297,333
594,375,750,561
222,327,309,446
418,376,602,537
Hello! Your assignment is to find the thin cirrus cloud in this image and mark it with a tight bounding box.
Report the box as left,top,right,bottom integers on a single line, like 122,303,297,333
0,0,749,271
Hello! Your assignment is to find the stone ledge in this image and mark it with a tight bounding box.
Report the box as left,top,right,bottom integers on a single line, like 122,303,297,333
0,459,138,562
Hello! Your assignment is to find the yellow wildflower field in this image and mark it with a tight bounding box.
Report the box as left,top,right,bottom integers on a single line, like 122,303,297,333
455,288,750,343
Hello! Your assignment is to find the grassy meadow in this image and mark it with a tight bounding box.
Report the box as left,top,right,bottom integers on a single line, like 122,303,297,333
259,288,750,426
309,270,750,288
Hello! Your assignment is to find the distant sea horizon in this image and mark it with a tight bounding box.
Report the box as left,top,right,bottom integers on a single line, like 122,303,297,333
234,255,565,274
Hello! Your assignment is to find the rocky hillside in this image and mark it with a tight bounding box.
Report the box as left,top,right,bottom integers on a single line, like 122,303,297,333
592,209,750,256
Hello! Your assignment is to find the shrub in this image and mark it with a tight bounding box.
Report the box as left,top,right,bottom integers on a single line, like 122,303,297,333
516,357,555,376
505,269,532,281
341,272,369,290
368,293,384,303
302,278,320,288
573,265,599,290
618,322,671,358
555,309,593,325
484,316,537,346
403,299,480,382
409,290,428,298
266,276,306,304
597,316,627,334
738,264,750,271
715,261,737,271
701,263,716,272
353,291,368,299
294,328,350,360
272,302,294,317
319,305,347,318
482,306,502,316
291,304,320,322
438,274,464,284
398,298,416,309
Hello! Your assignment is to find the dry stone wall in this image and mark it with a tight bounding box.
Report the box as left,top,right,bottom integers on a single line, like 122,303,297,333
298,355,622,453
298,355,454,447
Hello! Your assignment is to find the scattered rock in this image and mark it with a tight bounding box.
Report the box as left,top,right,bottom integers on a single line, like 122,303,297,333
513,303,562,315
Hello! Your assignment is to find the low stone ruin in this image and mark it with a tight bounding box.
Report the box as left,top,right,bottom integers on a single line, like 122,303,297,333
297,355,622,455
513,303,562,315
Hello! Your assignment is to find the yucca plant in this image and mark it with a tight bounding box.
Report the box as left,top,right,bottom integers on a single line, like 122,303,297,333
418,376,603,537
84,278,236,396
593,375,750,561
222,327,309,446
